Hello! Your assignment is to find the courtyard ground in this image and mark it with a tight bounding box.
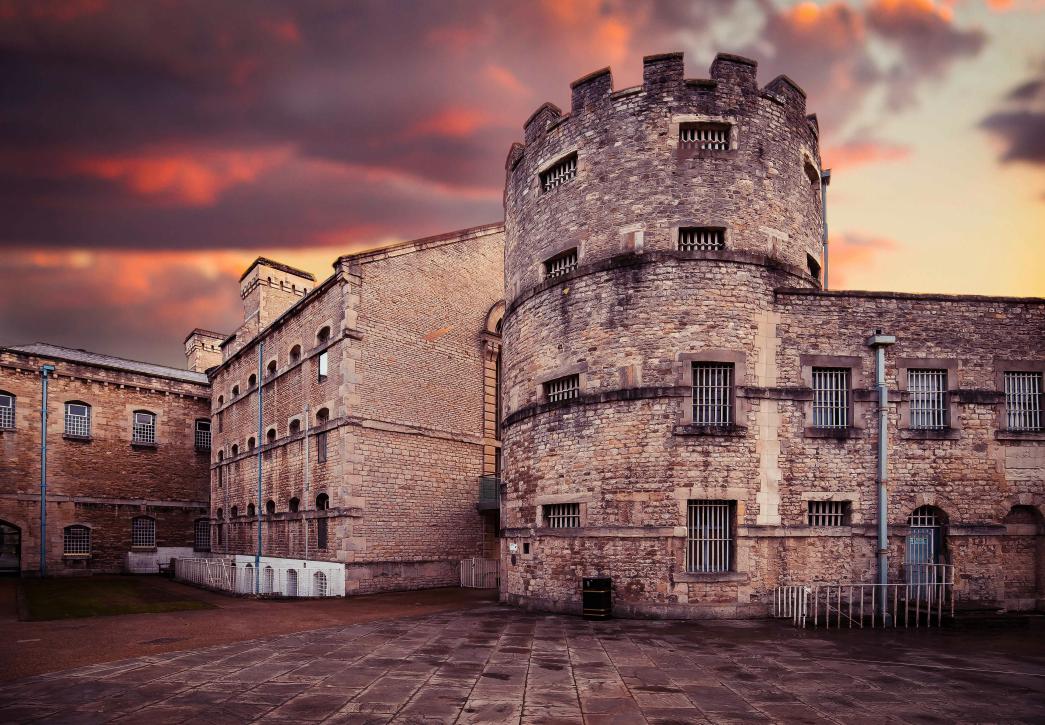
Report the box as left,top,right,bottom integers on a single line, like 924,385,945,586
0,587,1042,724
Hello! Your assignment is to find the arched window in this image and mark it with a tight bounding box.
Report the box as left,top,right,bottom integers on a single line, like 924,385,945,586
286,569,298,596
218,395,224,406
289,345,302,364
267,359,277,378
248,436,255,450
63,525,90,556
216,507,224,520
263,565,274,594
317,326,331,344
64,401,91,438
195,419,211,451
289,419,301,434
315,408,330,463
247,503,256,517
289,497,300,513
132,411,156,444
131,517,156,548
194,519,210,551
316,493,330,550
313,570,328,597
266,499,276,515
266,428,277,444
231,505,238,518
248,373,257,388
0,391,14,430
316,492,329,510
232,384,240,396
231,443,239,455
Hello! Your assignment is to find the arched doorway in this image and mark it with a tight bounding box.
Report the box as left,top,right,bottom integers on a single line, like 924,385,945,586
0,522,21,575
906,506,947,584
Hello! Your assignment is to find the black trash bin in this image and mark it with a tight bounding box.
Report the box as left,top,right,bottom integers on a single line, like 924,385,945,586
582,577,611,620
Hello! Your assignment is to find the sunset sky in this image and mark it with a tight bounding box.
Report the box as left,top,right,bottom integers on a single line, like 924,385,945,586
1,0,1043,367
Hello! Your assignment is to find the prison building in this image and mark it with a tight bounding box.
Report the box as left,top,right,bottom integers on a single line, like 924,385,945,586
0,343,211,575
498,52,1045,617
199,225,504,594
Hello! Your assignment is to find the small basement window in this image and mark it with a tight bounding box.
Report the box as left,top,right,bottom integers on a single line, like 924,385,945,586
540,153,577,192
807,500,849,527
678,227,725,251
544,374,580,404
679,122,730,151
543,503,581,528
544,248,578,279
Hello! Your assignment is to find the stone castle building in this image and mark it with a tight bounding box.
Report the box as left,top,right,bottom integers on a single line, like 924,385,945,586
0,52,1041,619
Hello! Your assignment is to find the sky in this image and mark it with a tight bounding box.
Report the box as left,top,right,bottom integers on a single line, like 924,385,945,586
0,0,1043,367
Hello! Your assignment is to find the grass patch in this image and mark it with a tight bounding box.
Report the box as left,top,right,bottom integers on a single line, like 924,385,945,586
19,576,215,621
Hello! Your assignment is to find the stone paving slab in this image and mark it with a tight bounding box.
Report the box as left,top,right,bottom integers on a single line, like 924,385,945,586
2,604,1044,724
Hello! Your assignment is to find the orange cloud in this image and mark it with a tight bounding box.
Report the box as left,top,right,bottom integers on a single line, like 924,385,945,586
404,107,496,139
823,141,911,170
871,0,954,23
780,2,866,50
484,64,531,96
70,147,291,206
828,232,899,288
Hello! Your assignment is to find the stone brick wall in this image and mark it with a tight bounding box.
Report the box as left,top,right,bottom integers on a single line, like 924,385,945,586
0,347,210,574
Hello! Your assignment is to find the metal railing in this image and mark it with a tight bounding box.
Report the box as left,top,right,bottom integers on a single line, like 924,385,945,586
773,564,955,629
460,558,499,589
174,557,343,597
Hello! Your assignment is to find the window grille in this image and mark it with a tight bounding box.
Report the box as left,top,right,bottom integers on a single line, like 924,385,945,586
544,374,580,403
679,123,730,150
1005,371,1042,431
686,500,734,573
544,249,578,279
286,569,298,596
0,393,13,429
195,419,211,450
263,566,274,594
543,503,581,528
318,351,329,382
133,411,156,444
64,525,90,556
65,403,91,438
909,506,938,527
540,154,577,192
909,369,948,430
812,368,850,429
678,227,725,251
131,517,156,548
692,363,733,426
194,519,210,551
807,500,848,527
314,571,328,597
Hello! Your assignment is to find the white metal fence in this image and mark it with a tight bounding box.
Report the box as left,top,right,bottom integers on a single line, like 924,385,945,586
174,557,344,597
460,558,499,589
773,565,955,629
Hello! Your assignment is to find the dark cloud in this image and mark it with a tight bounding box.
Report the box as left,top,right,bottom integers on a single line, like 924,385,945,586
981,65,1045,165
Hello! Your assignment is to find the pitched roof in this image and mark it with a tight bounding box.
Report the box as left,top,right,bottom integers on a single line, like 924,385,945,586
4,343,209,385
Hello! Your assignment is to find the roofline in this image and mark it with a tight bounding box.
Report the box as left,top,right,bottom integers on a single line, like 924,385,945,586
335,222,503,267
238,257,317,283
0,345,210,386
183,328,228,344
775,287,1045,305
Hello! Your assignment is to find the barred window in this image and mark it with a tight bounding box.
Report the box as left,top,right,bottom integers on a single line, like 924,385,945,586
133,411,156,444
63,525,90,556
544,248,578,279
540,153,577,192
248,373,257,389
543,503,581,528
544,374,579,404
678,227,724,251
318,351,329,382
131,517,156,548
807,500,849,527
909,369,948,430
313,571,328,596
812,368,850,429
686,500,734,573
1005,371,1042,431
0,392,13,429
692,363,733,426
195,419,211,450
64,402,91,438
193,519,210,551
679,123,730,150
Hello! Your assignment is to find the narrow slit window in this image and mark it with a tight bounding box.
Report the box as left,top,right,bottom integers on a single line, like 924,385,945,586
812,368,850,429
807,500,849,527
540,153,577,192
909,369,948,430
544,249,578,279
544,374,580,404
678,227,725,251
679,123,730,150
543,503,581,528
686,500,734,573
317,351,329,382
692,363,733,426
1005,371,1042,431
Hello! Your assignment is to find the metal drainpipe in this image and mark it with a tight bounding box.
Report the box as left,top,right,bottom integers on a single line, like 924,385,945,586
866,330,896,622
39,364,55,577
820,168,831,290
303,403,310,562
255,341,263,594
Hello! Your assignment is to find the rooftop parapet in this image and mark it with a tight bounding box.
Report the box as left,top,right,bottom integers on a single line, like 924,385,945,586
571,67,612,112
642,52,684,91
523,102,563,145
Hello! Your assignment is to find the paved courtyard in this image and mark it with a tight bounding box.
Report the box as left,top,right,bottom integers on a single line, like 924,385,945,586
0,603,1043,724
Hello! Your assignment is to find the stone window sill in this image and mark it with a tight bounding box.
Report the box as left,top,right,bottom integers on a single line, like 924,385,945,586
674,424,747,437
62,553,91,559
674,571,749,584
996,430,1045,441
63,434,92,442
131,441,158,449
900,428,960,440
803,427,864,440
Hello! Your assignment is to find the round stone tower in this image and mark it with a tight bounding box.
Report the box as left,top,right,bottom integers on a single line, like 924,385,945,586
500,52,825,618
